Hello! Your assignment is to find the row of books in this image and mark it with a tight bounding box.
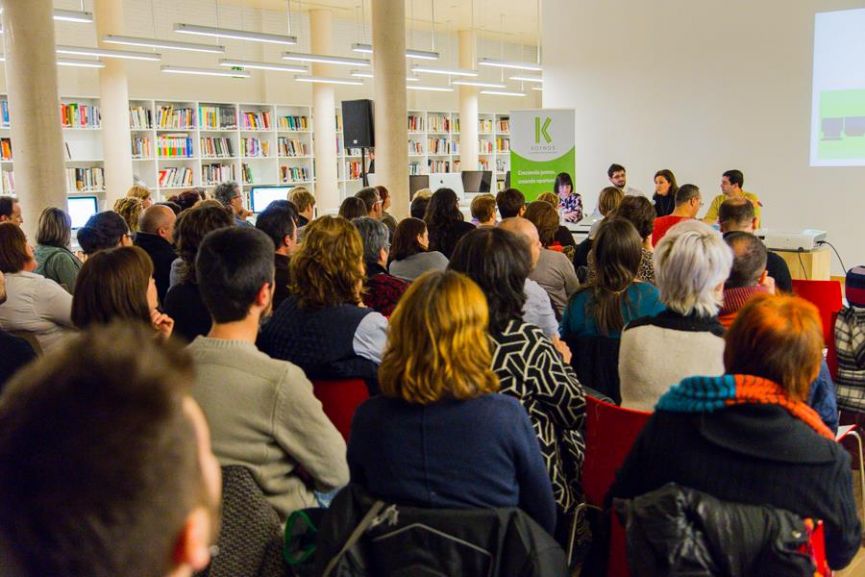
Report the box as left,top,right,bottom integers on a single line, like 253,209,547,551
278,115,310,131
428,114,451,133
428,137,450,154
479,119,494,133
1,138,11,161
497,118,510,133
280,166,310,183
130,106,152,129
67,167,104,192
241,138,270,158
409,140,424,154
278,138,308,157
158,166,194,188
428,160,456,172
199,106,237,130
409,162,423,175
408,115,425,132
496,137,510,152
478,158,490,170
479,140,495,154
157,134,194,158
241,111,271,131
156,106,195,129
496,158,509,172
241,163,256,184
200,137,234,158
345,160,362,180
61,103,101,129
131,136,152,159
202,163,236,185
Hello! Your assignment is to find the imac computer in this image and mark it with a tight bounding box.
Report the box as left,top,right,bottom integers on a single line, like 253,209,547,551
68,196,99,229
249,185,293,214
428,173,465,197
461,170,493,194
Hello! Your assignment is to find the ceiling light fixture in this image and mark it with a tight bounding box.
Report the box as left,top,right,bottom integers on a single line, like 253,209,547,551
283,52,370,67
56,45,162,62
0,54,106,68
174,23,297,46
103,35,225,54
407,85,454,92
509,74,542,83
350,43,440,61
478,58,542,72
294,75,364,86
411,65,477,77
349,70,419,82
480,89,526,97
219,59,307,73
451,80,507,88
161,65,250,78
52,9,95,23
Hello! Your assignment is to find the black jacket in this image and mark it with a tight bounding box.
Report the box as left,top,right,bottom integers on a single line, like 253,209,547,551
134,232,176,305
615,483,814,577
314,484,567,577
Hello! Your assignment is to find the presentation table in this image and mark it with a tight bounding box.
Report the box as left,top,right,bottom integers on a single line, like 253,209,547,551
772,246,831,281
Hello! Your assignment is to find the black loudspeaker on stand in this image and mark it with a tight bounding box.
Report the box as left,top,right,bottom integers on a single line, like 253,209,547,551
342,99,375,187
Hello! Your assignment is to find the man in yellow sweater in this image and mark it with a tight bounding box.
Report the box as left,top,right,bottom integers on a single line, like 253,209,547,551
702,169,762,229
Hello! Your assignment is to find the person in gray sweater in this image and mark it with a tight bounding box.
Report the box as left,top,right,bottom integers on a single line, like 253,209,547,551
187,226,348,521
388,217,448,281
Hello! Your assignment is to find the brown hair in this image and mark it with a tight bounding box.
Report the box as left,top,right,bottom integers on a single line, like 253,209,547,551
0,222,31,273
36,208,72,248
470,194,497,224
174,204,234,284
113,197,144,233
537,192,560,208
290,215,365,309
725,294,823,400
615,195,656,240
390,217,427,262
586,218,642,336
167,190,204,212
290,187,316,212
524,200,560,247
379,270,499,403
72,246,153,329
375,185,389,203
126,184,152,203
598,186,624,216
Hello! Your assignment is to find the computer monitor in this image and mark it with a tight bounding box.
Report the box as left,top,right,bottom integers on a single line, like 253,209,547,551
250,185,292,213
428,173,465,197
461,170,492,193
67,196,98,229
409,174,430,200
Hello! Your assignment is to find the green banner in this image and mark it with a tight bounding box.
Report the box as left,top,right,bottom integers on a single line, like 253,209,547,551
510,109,576,200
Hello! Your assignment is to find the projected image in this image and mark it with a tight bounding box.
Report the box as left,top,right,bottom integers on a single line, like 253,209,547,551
811,9,865,165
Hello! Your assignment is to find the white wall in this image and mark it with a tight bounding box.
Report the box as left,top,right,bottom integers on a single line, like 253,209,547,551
543,0,865,274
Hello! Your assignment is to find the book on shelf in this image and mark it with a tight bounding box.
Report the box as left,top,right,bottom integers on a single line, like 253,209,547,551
129,105,152,129
427,137,450,154
497,118,510,133
408,114,425,132
335,114,342,132
66,166,104,192
241,111,271,131
241,137,270,158
1,170,13,194
200,136,234,158
278,137,307,157
65,142,71,161
241,163,254,184
496,137,510,152
451,140,460,154
60,102,101,128
278,115,309,131
131,136,152,159
280,166,309,183
156,106,195,129
453,159,461,172
479,139,494,154
428,159,451,172
157,133,194,158
409,161,423,175
158,166,194,188
479,158,490,170
345,160,362,180
1,138,12,161
454,118,461,133
1,100,9,128
201,163,237,185
428,114,450,133
409,140,424,155
479,119,493,133
496,158,510,172
199,105,237,130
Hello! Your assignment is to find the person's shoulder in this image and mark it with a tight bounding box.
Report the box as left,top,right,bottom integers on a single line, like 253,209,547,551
630,281,660,297
622,312,664,333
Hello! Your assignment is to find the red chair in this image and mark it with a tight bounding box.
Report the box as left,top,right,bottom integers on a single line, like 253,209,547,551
311,379,370,442
792,279,843,346
827,312,839,380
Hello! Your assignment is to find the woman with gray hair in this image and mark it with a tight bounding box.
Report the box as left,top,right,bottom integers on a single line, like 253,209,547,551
352,217,408,317
619,220,733,411
34,207,83,294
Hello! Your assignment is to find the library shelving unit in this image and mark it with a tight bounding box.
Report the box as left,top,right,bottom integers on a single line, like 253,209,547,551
495,114,511,191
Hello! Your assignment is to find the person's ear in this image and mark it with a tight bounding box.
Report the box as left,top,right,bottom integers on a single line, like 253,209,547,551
759,270,768,284
518,205,526,217
173,507,214,573
379,247,389,263
282,234,293,250
751,217,758,230
256,281,272,308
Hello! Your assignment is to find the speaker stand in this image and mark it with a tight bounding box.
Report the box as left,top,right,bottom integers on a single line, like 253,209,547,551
360,147,369,187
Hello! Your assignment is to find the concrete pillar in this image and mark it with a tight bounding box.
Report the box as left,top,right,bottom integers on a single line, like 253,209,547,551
310,9,340,214
458,29,479,173
95,0,134,204
1,0,67,239
371,0,409,218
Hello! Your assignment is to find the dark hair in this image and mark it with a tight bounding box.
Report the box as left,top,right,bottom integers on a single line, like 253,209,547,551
352,216,390,265
410,196,430,220
339,197,368,220
585,218,642,335
723,169,744,188
724,231,767,289
653,169,679,197
0,196,17,220
0,323,202,577
375,185,390,203
36,208,72,248
175,204,234,284
76,211,129,256
213,181,241,207
354,187,380,214
448,227,532,333
255,202,297,250
524,200,560,247
614,195,656,240
157,201,182,215
391,217,428,262
167,190,202,212
675,183,701,205
495,188,526,218
718,197,755,228
425,188,465,252
0,222,30,273
607,163,625,178
197,227,275,323
554,173,574,194
72,246,153,329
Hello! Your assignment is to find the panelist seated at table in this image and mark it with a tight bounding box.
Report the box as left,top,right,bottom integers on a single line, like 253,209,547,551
702,169,762,229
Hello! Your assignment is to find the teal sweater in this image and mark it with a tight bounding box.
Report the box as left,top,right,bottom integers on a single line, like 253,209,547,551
559,282,664,339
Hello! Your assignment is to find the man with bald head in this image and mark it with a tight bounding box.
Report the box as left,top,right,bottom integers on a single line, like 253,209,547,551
135,204,177,304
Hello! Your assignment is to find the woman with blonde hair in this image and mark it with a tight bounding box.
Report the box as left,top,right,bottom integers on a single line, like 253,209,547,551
113,197,144,233
348,270,556,533
259,215,388,393
126,184,153,209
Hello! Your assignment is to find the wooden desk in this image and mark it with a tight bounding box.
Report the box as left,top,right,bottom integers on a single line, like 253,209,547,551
773,247,831,281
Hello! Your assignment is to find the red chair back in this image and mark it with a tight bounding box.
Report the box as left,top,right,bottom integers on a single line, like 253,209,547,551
311,379,370,442
808,520,832,577
827,312,839,380
792,279,843,345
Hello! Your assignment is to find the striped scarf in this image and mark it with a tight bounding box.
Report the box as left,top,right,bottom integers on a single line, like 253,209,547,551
657,374,833,440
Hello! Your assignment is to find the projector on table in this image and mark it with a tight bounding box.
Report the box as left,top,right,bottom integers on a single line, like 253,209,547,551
762,229,827,251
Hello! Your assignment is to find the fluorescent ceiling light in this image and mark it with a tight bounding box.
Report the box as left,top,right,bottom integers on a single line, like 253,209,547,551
411,65,477,77
174,23,297,46
103,34,224,54
294,75,364,86
532,86,543,91
0,54,105,68
479,58,542,72
349,70,419,82
219,59,307,73
451,80,507,88
283,52,370,67
351,42,440,61
53,9,94,23
162,65,250,78
407,85,454,92
480,89,526,97
509,75,543,83
56,45,161,61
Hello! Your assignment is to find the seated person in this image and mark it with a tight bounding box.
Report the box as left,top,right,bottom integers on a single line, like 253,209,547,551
409,188,432,220
495,187,526,219
0,323,221,577
0,271,36,392
163,204,234,342
348,270,556,534
702,168,762,229
836,266,865,425
34,208,82,294
718,231,772,328
376,185,398,234
651,183,702,246
588,195,656,285
449,228,585,532
425,188,475,259
259,216,388,393
719,197,792,293
388,217,448,282
523,201,580,315
470,194,497,228
338,197,368,220
587,186,624,240
189,227,348,521
255,201,299,310
290,186,315,227
561,219,664,340
608,294,861,570
620,221,732,411
134,204,177,305
76,210,132,258
353,217,408,318
537,191,577,260
0,223,74,352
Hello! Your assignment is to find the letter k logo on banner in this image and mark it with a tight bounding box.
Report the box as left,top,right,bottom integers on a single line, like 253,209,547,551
534,116,552,144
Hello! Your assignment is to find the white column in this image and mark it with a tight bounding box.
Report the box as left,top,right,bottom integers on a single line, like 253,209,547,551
458,29,479,172
1,0,67,239
371,0,409,218
310,9,340,214
95,0,134,204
